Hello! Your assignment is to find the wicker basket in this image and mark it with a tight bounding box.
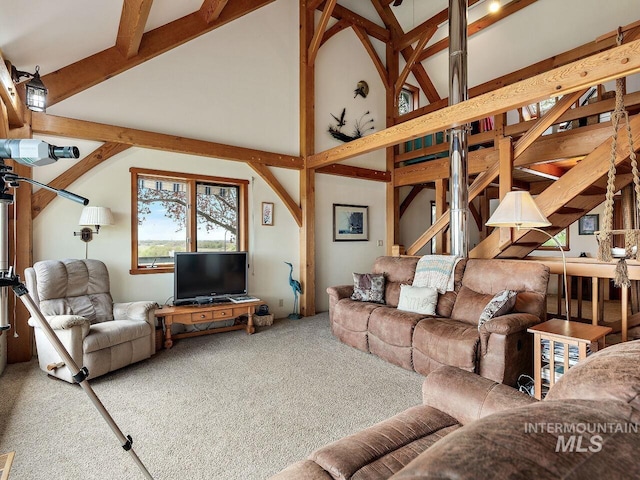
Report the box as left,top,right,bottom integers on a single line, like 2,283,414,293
253,314,274,327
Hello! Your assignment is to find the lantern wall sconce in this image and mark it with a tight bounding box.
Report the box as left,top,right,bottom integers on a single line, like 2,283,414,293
10,64,48,112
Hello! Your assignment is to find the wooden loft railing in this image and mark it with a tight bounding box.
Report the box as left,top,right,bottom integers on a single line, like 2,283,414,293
528,257,640,342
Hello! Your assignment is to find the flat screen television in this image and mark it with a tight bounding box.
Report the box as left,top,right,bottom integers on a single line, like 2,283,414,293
173,251,248,305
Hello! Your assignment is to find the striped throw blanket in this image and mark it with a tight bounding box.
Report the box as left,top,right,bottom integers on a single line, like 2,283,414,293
412,255,461,294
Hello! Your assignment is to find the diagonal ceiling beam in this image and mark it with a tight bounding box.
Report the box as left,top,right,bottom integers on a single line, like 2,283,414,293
371,0,440,103
352,26,390,90
316,2,390,43
42,0,276,107
32,142,131,218
321,19,350,47
0,51,25,127
397,0,481,51
199,0,230,23
116,0,154,59
308,38,640,169
308,0,337,64
395,28,435,95
250,163,302,227
513,88,587,158
418,0,538,62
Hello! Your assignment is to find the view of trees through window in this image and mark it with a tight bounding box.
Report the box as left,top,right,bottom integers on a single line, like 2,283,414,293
133,170,243,269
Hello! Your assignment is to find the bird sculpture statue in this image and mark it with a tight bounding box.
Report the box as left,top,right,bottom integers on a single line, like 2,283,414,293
284,262,303,319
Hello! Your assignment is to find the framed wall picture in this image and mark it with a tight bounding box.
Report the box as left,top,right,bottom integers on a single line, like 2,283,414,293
579,214,598,235
333,204,368,241
262,202,274,226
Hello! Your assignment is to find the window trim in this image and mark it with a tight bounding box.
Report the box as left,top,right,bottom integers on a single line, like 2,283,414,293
130,167,249,275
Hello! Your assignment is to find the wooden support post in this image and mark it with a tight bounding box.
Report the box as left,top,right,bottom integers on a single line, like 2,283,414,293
435,179,446,254
299,1,315,317
385,41,398,254
498,136,513,249
592,276,599,326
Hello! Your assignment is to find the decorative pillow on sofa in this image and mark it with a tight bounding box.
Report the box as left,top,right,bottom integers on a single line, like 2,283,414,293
351,273,385,303
478,290,517,329
397,284,438,315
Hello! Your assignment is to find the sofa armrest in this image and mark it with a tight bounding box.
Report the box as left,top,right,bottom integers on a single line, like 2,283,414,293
114,301,157,326
422,366,537,425
269,460,333,480
480,312,540,336
28,315,91,338
326,285,353,301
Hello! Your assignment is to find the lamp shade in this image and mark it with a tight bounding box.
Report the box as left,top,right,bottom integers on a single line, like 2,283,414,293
79,206,114,227
485,191,551,228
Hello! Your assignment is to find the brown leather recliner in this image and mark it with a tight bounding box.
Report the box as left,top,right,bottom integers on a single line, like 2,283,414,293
271,339,640,479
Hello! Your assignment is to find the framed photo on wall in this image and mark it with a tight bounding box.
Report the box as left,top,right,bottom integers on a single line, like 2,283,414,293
333,204,368,241
579,214,598,235
262,202,274,226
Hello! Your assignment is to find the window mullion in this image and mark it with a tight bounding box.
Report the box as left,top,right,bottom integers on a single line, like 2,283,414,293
187,179,197,252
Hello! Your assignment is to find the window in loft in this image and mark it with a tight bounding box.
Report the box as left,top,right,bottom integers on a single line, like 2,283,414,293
399,84,419,115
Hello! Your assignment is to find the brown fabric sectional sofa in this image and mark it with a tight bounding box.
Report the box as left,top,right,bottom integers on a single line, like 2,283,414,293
327,256,550,387
271,339,640,479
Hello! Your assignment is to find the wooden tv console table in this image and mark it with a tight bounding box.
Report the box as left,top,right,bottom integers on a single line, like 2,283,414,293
154,300,262,349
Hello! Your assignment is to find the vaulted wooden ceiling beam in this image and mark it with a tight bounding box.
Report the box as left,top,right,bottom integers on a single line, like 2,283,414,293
116,0,154,59
314,2,390,43
371,0,441,103
308,38,640,169
418,0,538,62
320,19,350,48
396,0,481,51
395,28,435,95
0,51,25,127
42,0,276,107
352,26,390,90
31,113,303,170
309,0,337,64
199,0,230,23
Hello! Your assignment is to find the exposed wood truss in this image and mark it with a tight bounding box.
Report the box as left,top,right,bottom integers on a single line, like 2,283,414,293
41,0,277,107
308,38,640,169
31,113,303,169
32,142,131,218
116,0,154,59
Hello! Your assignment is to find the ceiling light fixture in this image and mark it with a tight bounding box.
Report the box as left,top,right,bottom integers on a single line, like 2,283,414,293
10,65,48,112
488,0,501,13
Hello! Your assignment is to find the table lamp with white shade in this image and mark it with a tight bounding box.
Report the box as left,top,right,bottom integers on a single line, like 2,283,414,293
485,191,569,322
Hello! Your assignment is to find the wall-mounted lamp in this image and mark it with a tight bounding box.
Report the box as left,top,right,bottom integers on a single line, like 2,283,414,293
11,65,48,112
74,207,114,258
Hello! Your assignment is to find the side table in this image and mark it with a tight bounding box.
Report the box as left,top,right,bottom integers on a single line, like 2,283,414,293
527,319,611,400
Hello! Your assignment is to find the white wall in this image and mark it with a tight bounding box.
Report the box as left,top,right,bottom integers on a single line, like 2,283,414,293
31,0,301,319
314,26,389,311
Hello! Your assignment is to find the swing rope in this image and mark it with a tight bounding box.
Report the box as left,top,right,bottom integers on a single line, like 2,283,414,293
595,28,640,287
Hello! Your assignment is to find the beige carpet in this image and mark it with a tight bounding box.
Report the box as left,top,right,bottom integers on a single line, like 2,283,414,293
0,313,423,479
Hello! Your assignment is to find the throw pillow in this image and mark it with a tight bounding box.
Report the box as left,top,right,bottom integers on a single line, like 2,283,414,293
478,290,517,329
397,284,438,315
351,273,385,304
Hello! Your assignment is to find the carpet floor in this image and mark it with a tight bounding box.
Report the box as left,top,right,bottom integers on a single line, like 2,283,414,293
0,313,424,479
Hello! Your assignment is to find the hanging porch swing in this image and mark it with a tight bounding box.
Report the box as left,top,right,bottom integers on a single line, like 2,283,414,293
595,29,640,288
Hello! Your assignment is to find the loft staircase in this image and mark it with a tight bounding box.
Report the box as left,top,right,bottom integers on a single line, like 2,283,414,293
470,113,640,259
